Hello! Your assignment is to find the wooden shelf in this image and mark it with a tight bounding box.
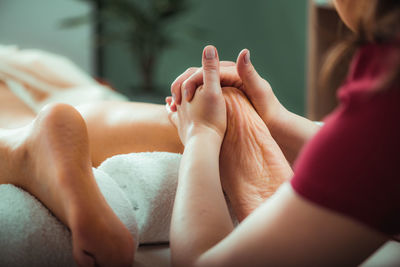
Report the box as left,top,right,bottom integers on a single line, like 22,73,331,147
306,0,348,120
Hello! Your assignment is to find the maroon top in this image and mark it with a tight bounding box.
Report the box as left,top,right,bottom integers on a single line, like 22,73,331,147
291,41,400,236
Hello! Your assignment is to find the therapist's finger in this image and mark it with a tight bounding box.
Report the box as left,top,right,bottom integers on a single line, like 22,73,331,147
165,96,173,105
165,96,177,112
181,68,203,102
166,102,178,127
201,45,221,93
170,67,198,105
236,49,269,97
182,65,239,102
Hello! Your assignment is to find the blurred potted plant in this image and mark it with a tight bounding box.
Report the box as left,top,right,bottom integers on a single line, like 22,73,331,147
62,0,200,93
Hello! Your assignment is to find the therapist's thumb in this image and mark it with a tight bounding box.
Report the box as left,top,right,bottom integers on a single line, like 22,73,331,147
202,45,221,92
236,49,268,95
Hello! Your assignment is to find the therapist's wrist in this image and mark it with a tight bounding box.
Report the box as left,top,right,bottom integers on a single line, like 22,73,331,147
264,102,290,132
185,126,224,148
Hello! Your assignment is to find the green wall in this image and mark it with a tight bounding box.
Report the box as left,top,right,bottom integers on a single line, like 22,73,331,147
103,0,308,115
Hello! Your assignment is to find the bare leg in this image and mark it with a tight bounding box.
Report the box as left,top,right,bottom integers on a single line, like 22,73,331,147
0,81,183,167
220,87,294,221
0,103,134,266
76,101,184,166
0,81,35,128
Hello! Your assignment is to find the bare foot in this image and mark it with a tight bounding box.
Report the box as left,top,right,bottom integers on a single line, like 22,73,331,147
220,87,293,221
0,103,134,266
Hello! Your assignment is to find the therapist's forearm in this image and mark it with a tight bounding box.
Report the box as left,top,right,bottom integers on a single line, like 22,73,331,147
269,110,321,165
170,131,234,267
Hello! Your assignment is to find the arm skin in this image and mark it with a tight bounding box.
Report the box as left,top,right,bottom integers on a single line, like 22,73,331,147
170,131,234,267
171,175,388,267
268,108,321,164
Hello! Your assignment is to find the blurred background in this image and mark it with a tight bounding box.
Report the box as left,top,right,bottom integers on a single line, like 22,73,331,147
0,0,336,117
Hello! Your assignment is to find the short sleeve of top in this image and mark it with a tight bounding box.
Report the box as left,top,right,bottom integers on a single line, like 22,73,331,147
291,42,400,237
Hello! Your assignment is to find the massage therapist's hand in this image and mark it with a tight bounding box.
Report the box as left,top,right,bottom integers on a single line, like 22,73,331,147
166,45,227,145
170,49,288,130
169,49,321,164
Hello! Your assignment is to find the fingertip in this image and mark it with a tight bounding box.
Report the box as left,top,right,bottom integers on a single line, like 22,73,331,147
166,96,178,112
202,45,220,87
243,49,250,64
170,103,177,112
203,45,217,61
237,49,251,68
237,48,259,83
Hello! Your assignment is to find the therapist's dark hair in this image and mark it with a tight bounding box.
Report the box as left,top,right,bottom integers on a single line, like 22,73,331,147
321,0,400,94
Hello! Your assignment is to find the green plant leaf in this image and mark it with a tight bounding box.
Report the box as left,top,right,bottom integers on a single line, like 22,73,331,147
59,15,91,28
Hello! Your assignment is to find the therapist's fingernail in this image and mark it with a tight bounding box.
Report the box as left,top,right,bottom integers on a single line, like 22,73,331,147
172,93,176,101
184,90,188,100
204,46,216,59
244,50,250,64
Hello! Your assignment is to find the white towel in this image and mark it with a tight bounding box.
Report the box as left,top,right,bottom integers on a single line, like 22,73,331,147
98,152,182,244
0,152,181,266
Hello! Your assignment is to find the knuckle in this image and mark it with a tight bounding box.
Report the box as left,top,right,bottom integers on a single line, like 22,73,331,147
186,67,197,74
203,62,218,72
182,79,190,90
202,55,218,69
171,80,180,94
171,85,179,96
171,85,177,94
204,69,219,80
194,67,203,77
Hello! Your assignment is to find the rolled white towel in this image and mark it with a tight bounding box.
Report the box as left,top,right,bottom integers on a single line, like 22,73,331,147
98,152,182,244
98,152,237,244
